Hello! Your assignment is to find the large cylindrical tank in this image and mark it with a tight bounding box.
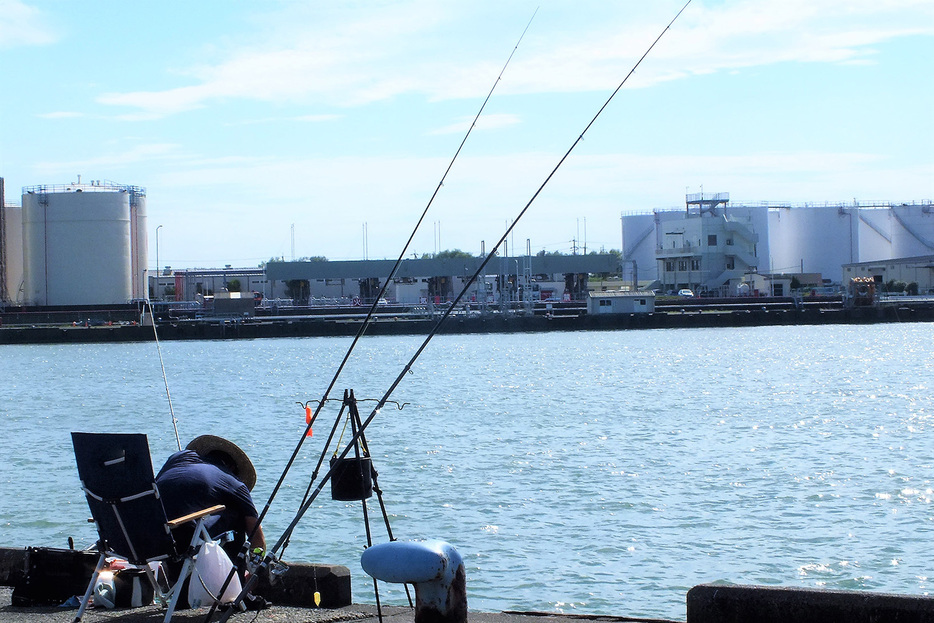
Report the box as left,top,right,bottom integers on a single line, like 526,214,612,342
22,182,147,306
128,188,148,301
2,204,24,304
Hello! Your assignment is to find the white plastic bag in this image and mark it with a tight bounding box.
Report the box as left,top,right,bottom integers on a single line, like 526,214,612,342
187,541,242,608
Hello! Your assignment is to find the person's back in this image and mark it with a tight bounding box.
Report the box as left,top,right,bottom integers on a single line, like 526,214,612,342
156,450,256,539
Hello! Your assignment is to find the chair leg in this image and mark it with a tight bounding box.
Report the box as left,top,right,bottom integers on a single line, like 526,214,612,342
164,556,195,623
72,552,108,623
142,562,170,607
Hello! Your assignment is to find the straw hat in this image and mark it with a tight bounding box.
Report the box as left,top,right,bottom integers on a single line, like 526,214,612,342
186,435,257,491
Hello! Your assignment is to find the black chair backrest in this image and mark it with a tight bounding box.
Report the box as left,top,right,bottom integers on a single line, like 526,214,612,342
71,432,177,563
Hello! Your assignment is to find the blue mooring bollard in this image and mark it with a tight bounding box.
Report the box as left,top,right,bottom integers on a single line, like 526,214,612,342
361,540,467,623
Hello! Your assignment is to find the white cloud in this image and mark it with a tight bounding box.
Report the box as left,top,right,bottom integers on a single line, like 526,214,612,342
0,0,56,48
91,0,932,120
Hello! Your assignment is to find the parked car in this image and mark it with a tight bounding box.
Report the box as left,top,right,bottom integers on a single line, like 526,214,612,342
678,289,695,297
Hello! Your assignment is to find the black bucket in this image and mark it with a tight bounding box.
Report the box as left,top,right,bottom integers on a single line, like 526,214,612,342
330,455,373,501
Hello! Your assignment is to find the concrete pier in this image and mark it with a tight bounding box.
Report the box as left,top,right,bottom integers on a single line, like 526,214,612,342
4,547,934,622
687,583,934,623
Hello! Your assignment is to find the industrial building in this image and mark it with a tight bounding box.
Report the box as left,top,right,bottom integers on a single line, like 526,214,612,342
842,255,934,294
148,254,623,310
2,179,148,306
587,290,655,315
152,267,269,303
263,254,621,306
622,193,933,295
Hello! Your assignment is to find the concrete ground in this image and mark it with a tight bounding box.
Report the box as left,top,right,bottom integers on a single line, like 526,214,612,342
0,587,678,623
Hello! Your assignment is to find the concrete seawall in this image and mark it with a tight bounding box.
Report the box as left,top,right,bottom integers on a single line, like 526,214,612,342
687,583,934,623
2,303,932,344
4,547,934,622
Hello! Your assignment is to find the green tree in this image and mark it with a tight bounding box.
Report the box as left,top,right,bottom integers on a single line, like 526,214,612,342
227,279,241,292
434,249,475,259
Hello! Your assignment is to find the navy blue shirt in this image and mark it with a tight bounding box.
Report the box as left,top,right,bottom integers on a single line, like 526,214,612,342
155,450,258,540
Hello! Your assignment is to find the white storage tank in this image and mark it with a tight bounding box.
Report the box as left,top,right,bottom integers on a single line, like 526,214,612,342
2,203,24,304
22,181,148,306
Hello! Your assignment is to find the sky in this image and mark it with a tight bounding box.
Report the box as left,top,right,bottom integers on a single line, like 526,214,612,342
1,0,932,269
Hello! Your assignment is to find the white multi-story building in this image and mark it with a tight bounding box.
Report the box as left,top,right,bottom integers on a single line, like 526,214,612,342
622,193,933,295
653,193,766,295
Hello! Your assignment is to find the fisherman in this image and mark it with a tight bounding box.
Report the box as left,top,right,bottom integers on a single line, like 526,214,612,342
155,435,266,570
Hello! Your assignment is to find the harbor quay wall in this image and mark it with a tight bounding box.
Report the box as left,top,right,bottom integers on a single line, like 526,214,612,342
687,583,934,623
0,546,351,608
0,303,932,344
3,547,934,621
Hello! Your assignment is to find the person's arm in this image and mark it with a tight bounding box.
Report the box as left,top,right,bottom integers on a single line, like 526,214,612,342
245,516,266,552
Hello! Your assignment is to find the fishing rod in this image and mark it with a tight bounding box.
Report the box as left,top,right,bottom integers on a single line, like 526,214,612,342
217,2,693,618
205,14,537,622
244,9,537,538
148,301,181,451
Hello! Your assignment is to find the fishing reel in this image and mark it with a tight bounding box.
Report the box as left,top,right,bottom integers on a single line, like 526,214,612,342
246,547,289,585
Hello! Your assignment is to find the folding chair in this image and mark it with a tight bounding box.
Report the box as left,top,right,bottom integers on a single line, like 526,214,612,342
71,432,225,623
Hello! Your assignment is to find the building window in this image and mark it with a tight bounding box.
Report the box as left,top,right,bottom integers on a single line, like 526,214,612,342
726,256,735,270
665,260,675,272
726,238,734,246
708,235,717,246
599,299,611,307
678,260,687,271
690,259,700,270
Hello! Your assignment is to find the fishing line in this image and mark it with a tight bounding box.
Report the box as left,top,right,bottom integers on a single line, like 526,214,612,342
148,302,181,451
242,7,538,547
216,2,693,619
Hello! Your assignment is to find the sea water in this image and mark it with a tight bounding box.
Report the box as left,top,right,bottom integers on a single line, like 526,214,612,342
0,323,931,620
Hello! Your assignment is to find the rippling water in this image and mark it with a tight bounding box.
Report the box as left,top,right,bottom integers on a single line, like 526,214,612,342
1,324,931,620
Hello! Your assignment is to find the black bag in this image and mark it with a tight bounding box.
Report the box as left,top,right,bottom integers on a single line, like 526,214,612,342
112,568,155,607
11,547,99,607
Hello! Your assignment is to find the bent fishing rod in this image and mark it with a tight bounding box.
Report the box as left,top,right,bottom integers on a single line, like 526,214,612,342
216,2,693,619
205,14,537,623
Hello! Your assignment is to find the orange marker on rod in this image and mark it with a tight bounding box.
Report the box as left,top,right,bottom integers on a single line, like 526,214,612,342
305,405,313,437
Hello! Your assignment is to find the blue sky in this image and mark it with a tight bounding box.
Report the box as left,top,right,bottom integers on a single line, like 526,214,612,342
1,0,932,269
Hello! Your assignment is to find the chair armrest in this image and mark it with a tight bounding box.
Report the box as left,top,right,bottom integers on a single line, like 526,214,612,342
166,504,226,529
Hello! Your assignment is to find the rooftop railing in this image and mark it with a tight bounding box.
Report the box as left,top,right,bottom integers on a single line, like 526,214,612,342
22,181,146,196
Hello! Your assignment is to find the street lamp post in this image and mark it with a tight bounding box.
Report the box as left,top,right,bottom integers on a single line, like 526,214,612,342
155,225,163,301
